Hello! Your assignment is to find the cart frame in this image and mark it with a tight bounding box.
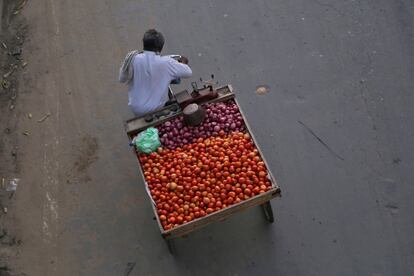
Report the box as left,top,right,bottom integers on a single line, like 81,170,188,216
125,85,281,254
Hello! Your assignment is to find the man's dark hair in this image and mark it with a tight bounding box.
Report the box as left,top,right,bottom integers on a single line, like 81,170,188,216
143,29,165,52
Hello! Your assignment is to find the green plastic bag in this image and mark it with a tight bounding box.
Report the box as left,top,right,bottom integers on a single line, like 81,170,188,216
134,127,161,154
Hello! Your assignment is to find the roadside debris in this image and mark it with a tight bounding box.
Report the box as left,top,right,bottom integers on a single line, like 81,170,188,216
0,0,29,272
0,230,19,246
37,112,51,123
11,46,22,56
22,131,30,136
255,85,270,95
28,113,32,119
3,65,17,78
10,90,17,100
22,61,28,68
15,0,27,12
2,79,11,89
13,0,27,15
5,178,19,192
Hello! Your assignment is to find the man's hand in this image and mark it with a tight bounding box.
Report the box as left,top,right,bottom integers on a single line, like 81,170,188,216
178,56,189,65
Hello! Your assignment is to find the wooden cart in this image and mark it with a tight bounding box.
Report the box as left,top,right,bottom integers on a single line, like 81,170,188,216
125,85,281,254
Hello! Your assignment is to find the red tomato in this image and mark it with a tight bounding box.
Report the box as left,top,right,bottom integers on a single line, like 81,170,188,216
244,188,252,196
176,185,184,192
227,197,234,204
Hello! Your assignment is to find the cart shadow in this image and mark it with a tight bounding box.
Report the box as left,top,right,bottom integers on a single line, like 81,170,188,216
169,204,278,274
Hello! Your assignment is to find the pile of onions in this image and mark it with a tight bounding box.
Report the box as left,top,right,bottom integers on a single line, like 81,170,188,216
157,100,245,149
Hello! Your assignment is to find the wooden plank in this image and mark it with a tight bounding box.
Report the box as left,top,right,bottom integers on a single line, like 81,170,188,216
124,85,235,137
125,106,182,137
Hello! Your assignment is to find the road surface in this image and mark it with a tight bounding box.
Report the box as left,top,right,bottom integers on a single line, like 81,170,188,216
10,0,414,275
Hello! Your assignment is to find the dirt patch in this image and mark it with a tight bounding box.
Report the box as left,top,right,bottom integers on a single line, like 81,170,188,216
73,135,99,173
0,0,28,275
65,135,100,184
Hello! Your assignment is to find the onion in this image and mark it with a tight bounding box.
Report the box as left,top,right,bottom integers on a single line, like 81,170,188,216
156,100,246,149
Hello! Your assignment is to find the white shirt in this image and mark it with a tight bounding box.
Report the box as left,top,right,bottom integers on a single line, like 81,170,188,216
121,51,192,117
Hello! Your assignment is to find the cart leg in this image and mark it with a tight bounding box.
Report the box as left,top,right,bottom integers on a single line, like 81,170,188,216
261,201,274,223
166,239,177,255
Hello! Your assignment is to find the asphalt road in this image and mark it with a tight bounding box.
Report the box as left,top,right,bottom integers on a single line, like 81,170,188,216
13,0,414,275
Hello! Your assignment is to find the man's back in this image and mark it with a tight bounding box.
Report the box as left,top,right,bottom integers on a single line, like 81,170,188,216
127,51,192,117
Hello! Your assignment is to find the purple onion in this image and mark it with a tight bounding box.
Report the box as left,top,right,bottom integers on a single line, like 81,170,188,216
156,100,246,149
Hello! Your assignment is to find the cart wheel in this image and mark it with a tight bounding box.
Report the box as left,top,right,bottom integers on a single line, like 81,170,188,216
166,239,177,255
261,201,274,223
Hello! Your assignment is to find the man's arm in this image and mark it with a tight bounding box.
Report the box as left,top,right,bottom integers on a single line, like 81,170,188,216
167,57,192,79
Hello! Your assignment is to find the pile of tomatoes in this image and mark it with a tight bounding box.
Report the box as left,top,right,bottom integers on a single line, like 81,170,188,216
139,131,272,230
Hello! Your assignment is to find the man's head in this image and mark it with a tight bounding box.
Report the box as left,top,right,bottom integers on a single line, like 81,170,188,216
143,29,165,53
